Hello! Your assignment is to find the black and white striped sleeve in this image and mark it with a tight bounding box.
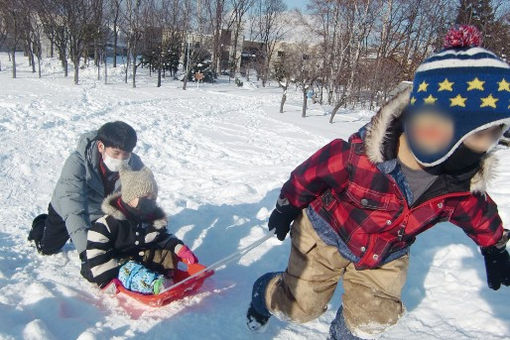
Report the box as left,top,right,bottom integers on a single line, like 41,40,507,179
86,216,120,287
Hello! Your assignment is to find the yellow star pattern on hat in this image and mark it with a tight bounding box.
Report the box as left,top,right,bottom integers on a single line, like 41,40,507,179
498,79,510,92
467,77,485,91
450,94,467,107
410,96,416,105
417,81,428,92
438,78,454,91
423,94,437,104
480,94,498,108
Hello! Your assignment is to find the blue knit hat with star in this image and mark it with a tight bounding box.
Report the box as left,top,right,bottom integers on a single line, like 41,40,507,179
405,25,510,166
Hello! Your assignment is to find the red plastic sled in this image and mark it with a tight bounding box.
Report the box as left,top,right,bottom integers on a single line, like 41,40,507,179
103,263,214,307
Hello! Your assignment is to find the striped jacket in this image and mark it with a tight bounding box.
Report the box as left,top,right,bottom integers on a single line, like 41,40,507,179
85,193,182,287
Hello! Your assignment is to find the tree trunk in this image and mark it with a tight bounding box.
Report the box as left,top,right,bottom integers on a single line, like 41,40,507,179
125,51,130,84
12,49,16,78
329,98,345,123
113,33,117,68
113,12,118,68
30,49,36,73
302,88,308,117
74,60,79,84
104,53,108,84
280,87,287,113
157,67,162,87
132,52,137,88
183,41,190,90
37,56,41,78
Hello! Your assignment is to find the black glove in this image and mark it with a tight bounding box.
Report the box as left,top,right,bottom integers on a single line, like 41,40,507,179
481,230,510,291
268,195,301,241
79,251,94,283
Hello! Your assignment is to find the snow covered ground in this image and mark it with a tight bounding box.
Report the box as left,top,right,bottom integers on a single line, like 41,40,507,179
0,53,509,340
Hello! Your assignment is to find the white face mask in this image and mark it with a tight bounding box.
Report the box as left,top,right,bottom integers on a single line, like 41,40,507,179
103,153,130,172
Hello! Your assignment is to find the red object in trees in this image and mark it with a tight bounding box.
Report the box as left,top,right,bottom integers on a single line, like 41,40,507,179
103,263,214,307
443,25,482,49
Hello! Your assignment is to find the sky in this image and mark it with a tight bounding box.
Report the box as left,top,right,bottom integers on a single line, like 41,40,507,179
284,0,308,11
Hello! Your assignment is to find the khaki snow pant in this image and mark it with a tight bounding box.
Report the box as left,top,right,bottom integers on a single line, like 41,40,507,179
265,210,409,335
140,248,178,274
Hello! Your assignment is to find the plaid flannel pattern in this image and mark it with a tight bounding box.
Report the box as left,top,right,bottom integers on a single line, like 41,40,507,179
281,134,503,269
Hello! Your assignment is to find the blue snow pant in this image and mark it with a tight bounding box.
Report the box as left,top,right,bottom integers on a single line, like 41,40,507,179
118,261,161,294
251,210,409,339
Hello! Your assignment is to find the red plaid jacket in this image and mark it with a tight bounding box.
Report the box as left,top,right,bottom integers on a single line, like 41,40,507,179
281,132,504,269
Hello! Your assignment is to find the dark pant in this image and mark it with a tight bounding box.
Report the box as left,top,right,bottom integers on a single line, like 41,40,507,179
32,204,70,255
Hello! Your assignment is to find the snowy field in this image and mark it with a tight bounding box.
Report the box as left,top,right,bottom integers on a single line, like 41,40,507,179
0,53,509,340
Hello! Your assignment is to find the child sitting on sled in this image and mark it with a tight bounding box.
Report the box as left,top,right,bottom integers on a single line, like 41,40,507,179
85,166,198,294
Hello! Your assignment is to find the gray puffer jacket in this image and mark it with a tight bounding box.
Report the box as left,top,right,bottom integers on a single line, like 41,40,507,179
50,131,144,254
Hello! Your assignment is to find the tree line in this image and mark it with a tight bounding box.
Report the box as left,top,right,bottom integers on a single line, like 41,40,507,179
275,0,510,121
0,0,289,88
0,0,509,121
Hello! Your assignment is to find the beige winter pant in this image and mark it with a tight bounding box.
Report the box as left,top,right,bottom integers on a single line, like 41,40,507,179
141,248,178,274
265,210,409,335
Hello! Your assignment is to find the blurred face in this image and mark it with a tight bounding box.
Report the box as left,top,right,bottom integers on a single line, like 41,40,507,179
463,125,504,153
127,194,157,208
407,110,455,154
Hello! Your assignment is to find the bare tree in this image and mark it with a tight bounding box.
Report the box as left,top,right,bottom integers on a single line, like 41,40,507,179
272,47,292,113
0,0,24,78
294,45,320,117
226,0,255,78
36,0,70,77
0,14,6,71
252,0,287,86
110,0,123,68
182,0,196,90
121,0,149,87
66,0,96,84
203,0,228,76
24,6,45,78
152,0,185,87
299,0,456,123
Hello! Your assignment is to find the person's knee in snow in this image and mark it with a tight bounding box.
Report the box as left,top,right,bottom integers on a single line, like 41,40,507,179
257,212,345,324
342,281,404,336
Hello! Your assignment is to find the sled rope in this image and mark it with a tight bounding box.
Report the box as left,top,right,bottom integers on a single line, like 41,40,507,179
160,230,276,294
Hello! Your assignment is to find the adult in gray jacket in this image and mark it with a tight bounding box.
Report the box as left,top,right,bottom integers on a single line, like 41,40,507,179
29,121,144,269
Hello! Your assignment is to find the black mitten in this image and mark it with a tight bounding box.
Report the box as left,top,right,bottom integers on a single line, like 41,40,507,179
79,251,94,283
481,230,510,291
268,195,301,241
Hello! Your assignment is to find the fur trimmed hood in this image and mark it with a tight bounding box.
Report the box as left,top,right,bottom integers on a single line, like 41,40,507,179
101,193,168,229
364,87,498,194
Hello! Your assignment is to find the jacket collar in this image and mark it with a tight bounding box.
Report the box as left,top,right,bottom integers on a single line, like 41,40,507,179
101,193,168,229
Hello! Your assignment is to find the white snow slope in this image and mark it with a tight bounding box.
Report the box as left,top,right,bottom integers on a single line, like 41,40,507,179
0,54,509,340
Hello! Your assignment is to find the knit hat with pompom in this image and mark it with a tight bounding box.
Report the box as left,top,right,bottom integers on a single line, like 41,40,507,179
405,25,510,166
